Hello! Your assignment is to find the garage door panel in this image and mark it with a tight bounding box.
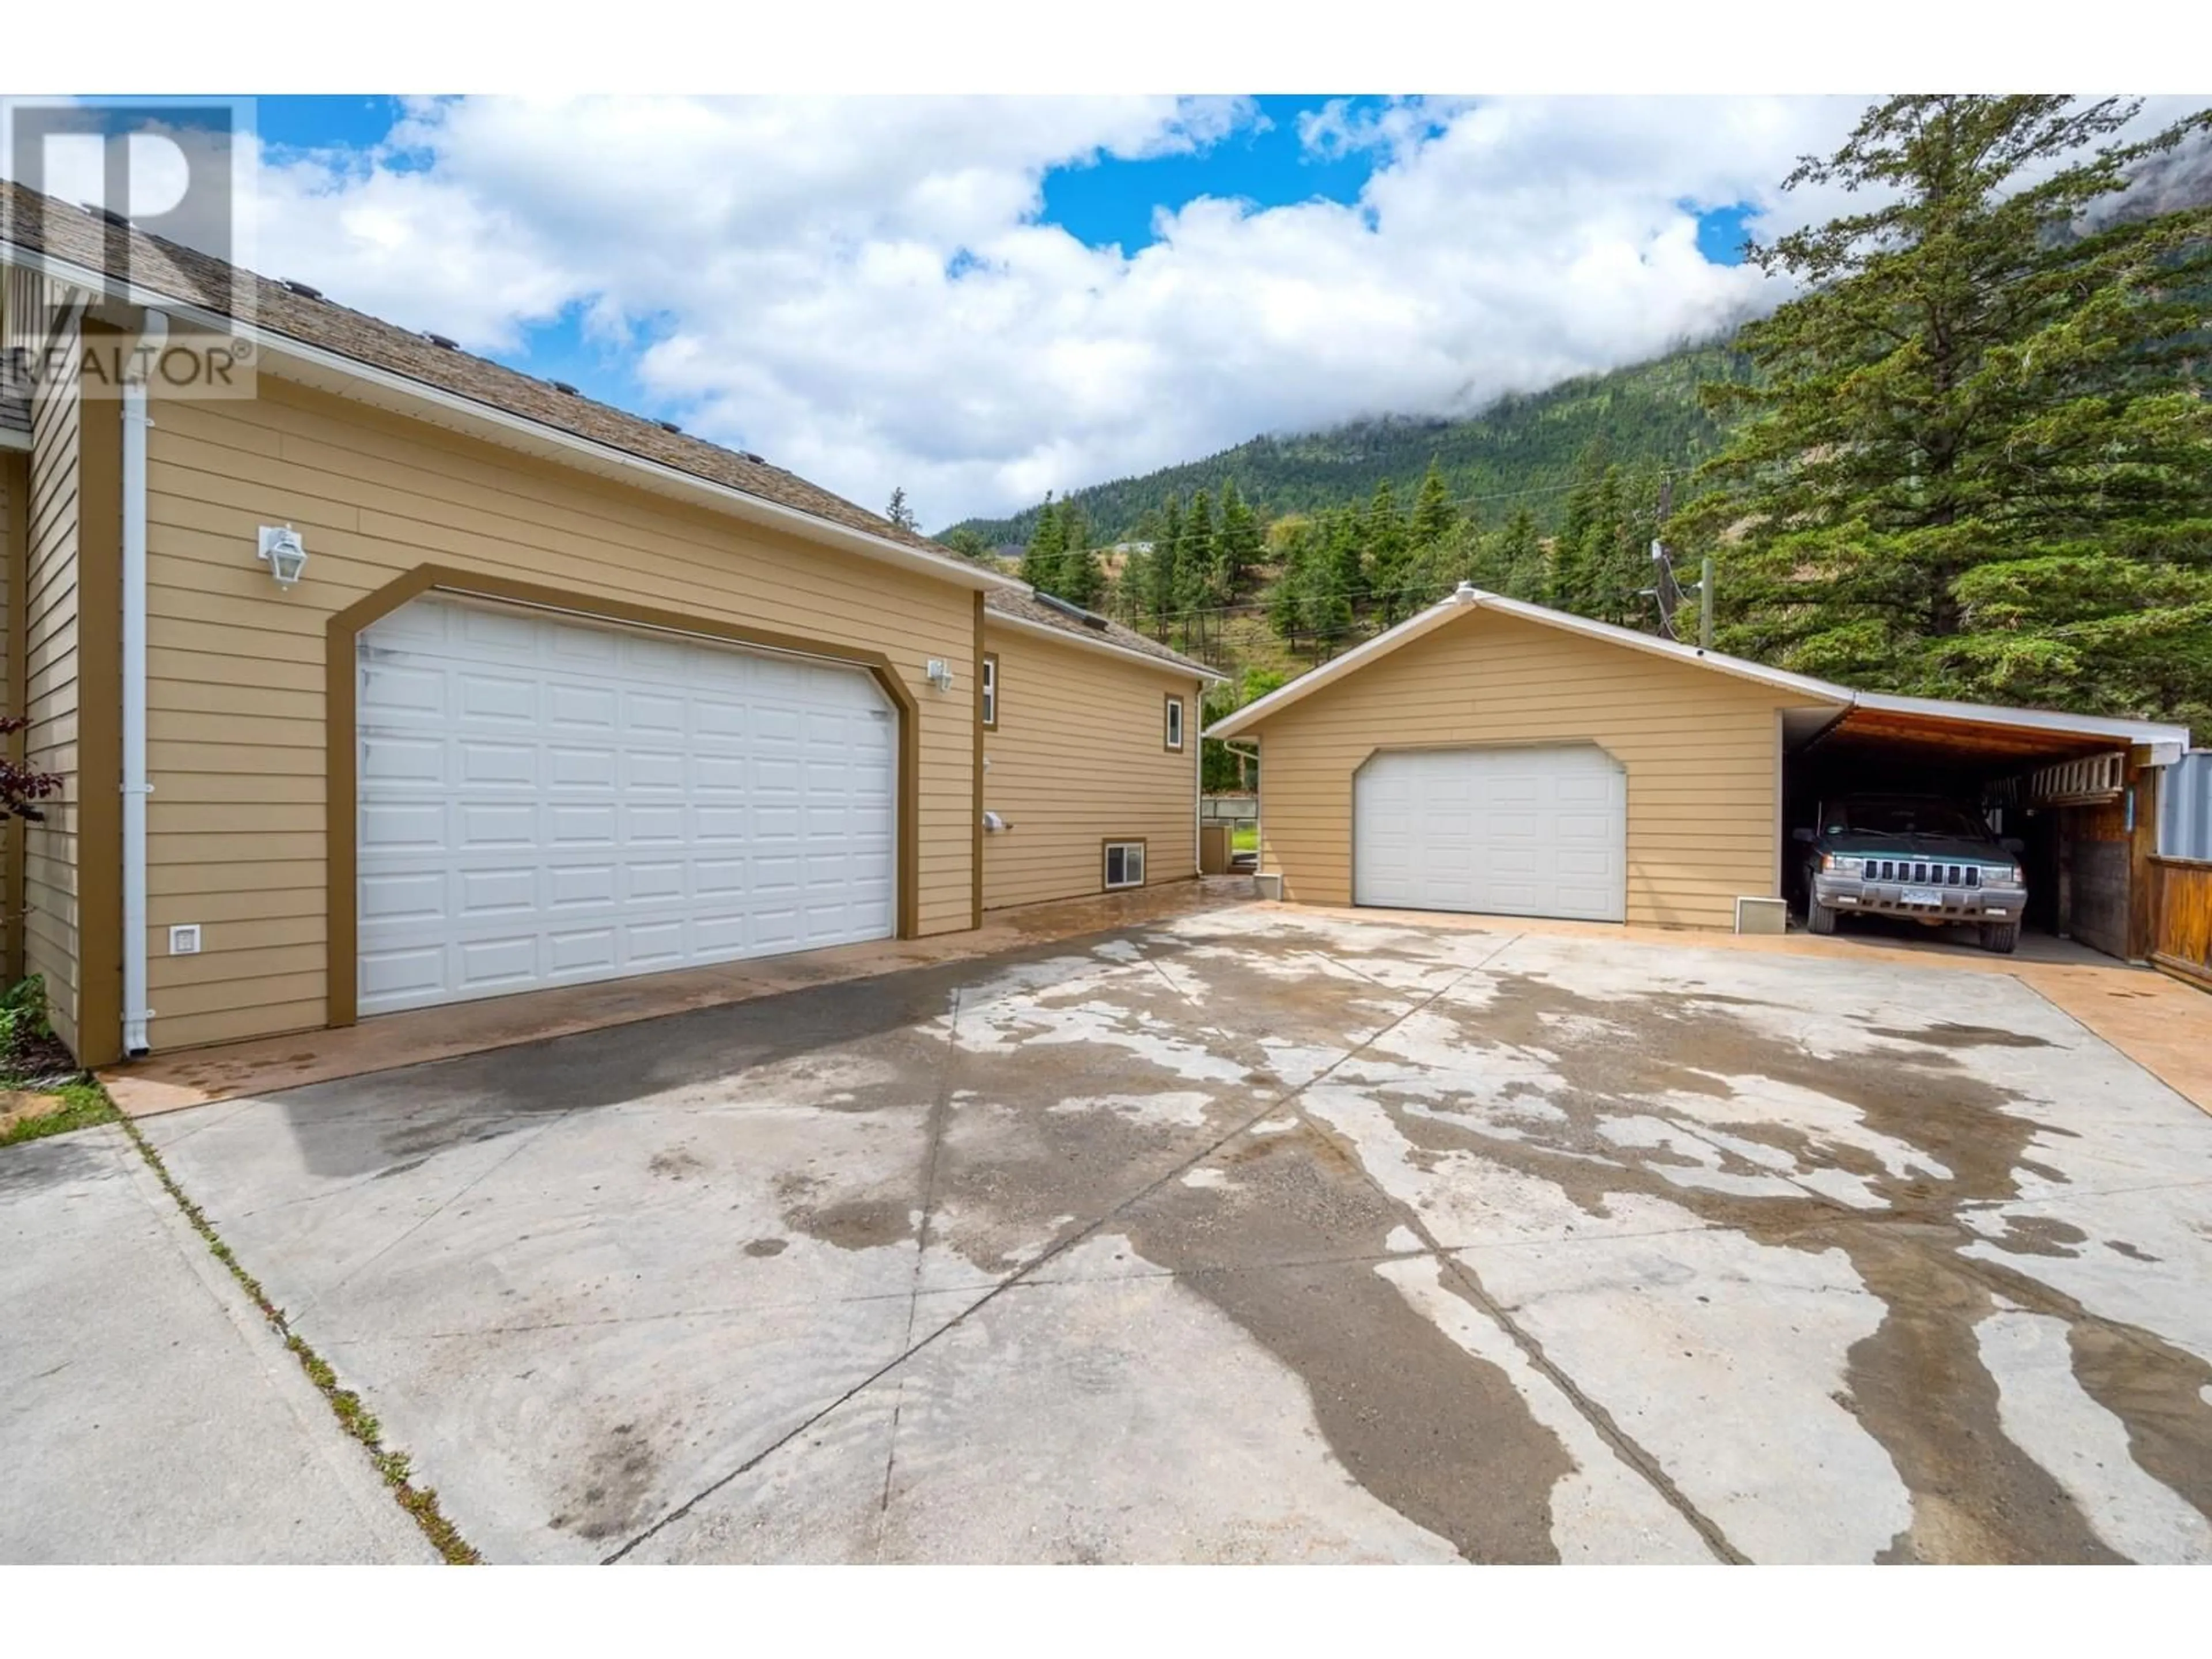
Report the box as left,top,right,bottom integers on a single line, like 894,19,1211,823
547,683,618,730
1355,745,1626,923
358,596,896,1016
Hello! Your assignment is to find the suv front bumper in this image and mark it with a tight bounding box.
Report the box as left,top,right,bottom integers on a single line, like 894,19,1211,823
1813,873,2026,924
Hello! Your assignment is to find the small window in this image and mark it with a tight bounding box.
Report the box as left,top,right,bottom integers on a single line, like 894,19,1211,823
1103,840,1146,891
1164,694,1185,752
981,653,998,729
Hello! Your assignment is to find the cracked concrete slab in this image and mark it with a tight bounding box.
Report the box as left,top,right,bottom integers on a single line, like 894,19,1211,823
84,905,2212,1563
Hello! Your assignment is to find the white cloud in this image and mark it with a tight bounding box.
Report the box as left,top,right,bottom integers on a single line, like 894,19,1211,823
42,94,2199,529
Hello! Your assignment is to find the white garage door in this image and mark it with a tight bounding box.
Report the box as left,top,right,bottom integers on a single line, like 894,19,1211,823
357,596,896,1015
1354,744,1626,922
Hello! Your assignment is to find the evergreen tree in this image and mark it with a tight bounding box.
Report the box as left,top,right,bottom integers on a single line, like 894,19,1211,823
1319,508,1367,635
1177,490,1217,622
1215,479,1263,600
1059,501,1105,609
1022,495,1066,596
1548,442,1613,614
1365,478,1414,622
1145,494,1184,634
1573,465,1626,622
1411,458,1456,550
1487,508,1545,603
885,486,918,532
935,525,997,565
1678,94,2212,727
1267,519,1317,641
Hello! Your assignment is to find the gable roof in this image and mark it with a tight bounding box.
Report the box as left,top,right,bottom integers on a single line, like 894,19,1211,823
984,588,1224,681
0,181,1016,593
1205,584,2190,755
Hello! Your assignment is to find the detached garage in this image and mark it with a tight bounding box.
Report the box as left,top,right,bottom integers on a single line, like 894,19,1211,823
1207,584,2191,945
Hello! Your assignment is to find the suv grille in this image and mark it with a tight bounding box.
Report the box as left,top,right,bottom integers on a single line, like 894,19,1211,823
1866,859,1980,887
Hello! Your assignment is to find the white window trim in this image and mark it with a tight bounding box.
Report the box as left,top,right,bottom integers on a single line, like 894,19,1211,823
1103,840,1146,891
982,653,998,728
1165,694,1185,752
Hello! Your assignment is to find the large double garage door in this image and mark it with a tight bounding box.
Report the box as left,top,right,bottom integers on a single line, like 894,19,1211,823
357,597,897,1016
1354,744,1627,923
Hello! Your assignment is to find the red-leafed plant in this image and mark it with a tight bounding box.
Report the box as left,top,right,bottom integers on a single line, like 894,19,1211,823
1,714,62,823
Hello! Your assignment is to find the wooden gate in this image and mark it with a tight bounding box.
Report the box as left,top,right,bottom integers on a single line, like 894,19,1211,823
2150,857,2212,993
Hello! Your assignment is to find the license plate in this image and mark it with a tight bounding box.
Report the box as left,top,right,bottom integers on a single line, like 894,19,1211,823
1901,887,1942,907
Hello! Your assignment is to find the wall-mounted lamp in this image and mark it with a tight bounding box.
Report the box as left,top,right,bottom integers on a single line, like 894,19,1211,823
925,658,956,692
257,524,308,588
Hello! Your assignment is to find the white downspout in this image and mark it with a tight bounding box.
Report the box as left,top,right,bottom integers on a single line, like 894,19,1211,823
120,313,165,1058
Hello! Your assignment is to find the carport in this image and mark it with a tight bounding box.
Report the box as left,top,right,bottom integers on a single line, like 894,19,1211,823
1785,694,2191,960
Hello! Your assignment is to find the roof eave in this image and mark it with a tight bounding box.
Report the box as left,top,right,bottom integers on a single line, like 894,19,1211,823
0,239,1024,597
986,607,1228,683
1845,692,2190,759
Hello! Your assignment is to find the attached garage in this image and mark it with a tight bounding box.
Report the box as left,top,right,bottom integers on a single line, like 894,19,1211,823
1353,745,1626,922
1209,584,2193,948
3,185,1229,1070
355,596,896,1014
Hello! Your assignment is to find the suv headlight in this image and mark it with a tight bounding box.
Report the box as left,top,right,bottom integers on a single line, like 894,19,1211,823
1819,854,1861,875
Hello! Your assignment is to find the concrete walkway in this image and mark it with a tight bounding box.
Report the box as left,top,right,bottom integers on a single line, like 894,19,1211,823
0,1125,435,1563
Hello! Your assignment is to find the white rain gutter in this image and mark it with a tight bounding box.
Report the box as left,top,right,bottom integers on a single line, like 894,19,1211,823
120,310,165,1058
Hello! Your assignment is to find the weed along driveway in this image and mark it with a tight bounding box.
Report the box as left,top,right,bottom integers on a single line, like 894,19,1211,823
128,906,2212,1564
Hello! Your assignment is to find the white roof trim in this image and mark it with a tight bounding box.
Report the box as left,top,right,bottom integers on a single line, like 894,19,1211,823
986,607,1228,683
1205,584,2192,754
0,240,1022,596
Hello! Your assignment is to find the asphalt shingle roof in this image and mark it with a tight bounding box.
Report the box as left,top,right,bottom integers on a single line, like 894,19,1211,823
982,587,1218,678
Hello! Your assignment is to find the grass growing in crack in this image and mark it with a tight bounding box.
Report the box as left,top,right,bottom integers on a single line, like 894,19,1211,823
111,1107,482,1565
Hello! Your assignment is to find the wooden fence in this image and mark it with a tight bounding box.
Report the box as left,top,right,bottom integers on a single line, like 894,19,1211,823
2150,856,2212,993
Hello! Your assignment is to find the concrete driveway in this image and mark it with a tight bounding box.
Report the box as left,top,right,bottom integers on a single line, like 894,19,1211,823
131,906,2212,1563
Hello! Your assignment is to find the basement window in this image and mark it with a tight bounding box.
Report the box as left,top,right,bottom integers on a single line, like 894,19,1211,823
1164,694,1185,752
1103,840,1146,891
982,653,998,729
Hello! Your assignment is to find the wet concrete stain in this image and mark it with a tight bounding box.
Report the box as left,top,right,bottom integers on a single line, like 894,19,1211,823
647,1147,706,1180
743,1237,789,1258
1868,1022,2055,1051
904,940,1576,1562
553,1421,658,1542
1344,962,2212,1562
1128,1124,1573,1562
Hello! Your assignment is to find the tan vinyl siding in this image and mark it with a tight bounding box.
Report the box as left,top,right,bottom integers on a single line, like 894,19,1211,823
981,622,1200,909
142,376,980,1051
1249,606,1824,931
21,306,83,1052
1,452,17,986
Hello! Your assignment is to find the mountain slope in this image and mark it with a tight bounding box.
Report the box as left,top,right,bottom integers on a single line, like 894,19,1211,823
946,342,1751,546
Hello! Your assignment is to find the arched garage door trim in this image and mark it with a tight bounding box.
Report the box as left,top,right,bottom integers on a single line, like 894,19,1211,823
326,564,920,1028
1350,740,1628,923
